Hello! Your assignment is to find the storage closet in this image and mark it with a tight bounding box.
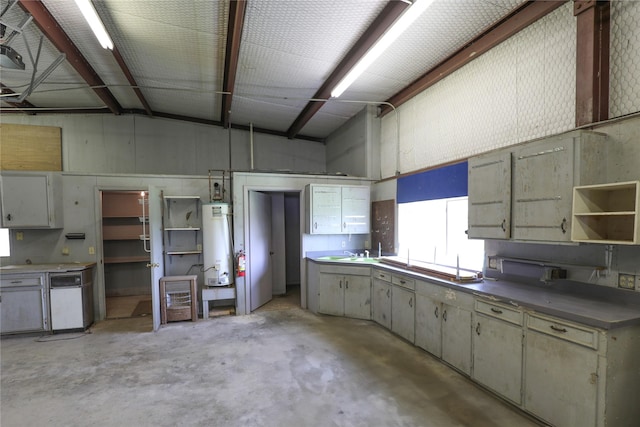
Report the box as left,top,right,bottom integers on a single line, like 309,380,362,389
101,190,152,318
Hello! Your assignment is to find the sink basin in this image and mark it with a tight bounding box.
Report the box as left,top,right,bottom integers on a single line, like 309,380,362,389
317,256,380,263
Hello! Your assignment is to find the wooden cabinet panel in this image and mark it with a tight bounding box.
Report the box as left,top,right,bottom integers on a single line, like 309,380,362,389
341,186,370,234
306,184,370,235
468,151,511,239
0,173,62,228
441,303,472,375
415,294,442,357
309,185,342,234
391,285,415,343
318,273,345,316
344,274,371,319
372,278,391,329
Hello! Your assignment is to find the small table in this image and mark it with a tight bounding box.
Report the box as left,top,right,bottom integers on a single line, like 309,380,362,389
202,286,236,319
159,275,198,324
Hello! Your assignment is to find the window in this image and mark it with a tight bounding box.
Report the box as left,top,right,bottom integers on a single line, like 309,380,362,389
398,197,484,271
396,161,484,272
0,228,10,257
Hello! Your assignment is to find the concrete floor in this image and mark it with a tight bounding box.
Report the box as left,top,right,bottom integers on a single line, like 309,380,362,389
1,306,542,427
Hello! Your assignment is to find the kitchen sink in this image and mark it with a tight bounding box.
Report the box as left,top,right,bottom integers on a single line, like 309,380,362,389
316,256,380,263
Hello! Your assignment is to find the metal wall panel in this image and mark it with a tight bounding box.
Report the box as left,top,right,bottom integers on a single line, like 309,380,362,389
381,3,577,177
610,0,640,117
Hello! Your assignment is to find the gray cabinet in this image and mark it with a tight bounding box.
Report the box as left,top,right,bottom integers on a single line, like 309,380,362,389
524,314,599,427
512,131,608,242
391,284,415,343
473,300,523,404
306,184,370,235
0,172,63,228
318,268,370,319
415,280,473,375
468,151,511,239
371,277,391,329
0,273,48,334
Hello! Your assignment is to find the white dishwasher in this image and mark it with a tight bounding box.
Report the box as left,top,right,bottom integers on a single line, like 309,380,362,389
49,269,94,331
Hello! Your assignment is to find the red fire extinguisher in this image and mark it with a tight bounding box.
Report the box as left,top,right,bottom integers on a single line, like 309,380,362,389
236,250,246,277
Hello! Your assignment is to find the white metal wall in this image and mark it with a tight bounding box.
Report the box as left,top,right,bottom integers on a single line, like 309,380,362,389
610,0,640,118
382,2,634,177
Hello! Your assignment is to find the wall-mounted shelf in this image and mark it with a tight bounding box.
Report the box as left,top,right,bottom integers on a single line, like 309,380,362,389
572,181,639,245
163,195,202,274
104,256,150,264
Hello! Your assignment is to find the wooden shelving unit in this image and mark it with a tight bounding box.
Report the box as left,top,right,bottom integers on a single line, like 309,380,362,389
571,181,640,244
102,191,150,264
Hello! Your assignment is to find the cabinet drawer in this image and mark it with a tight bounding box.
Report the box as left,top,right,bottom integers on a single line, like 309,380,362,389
1,277,43,287
372,269,391,282
475,300,523,326
392,275,415,290
527,314,598,350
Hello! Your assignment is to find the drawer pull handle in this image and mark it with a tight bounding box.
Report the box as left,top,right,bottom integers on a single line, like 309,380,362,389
345,281,349,289
339,280,342,289
476,322,481,336
434,306,439,318
560,218,568,234
490,307,503,314
409,297,413,308
380,274,386,278
501,219,506,232
443,309,447,322
400,280,406,284
387,289,390,298
550,325,567,333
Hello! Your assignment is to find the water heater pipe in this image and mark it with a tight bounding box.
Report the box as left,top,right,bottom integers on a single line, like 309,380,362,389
250,122,254,170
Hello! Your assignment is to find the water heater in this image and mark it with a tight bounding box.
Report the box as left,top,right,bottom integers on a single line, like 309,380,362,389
202,203,234,286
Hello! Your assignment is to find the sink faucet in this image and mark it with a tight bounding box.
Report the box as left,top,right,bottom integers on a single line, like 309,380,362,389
343,250,356,257
365,250,369,258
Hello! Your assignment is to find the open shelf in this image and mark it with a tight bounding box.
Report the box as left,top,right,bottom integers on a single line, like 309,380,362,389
572,181,639,244
104,256,150,264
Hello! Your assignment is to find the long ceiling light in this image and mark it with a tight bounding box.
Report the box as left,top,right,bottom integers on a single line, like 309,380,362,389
331,0,434,98
75,0,113,50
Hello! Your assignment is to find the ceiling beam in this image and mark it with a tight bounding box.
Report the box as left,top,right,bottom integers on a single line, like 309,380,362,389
379,0,567,117
17,0,122,115
111,46,153,116
0,83,38,114
221,0,247,128
574,0,610,127
286,0,410,140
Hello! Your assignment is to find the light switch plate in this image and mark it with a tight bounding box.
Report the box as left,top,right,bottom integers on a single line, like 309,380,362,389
636,275,640,291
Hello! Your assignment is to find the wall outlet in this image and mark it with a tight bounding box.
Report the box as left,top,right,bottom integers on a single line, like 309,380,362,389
636,275,640,291
341,241,346,248
62,247,70,256
487,256,499,270
618,273,636,290
88,246,95,255
16,231,23,241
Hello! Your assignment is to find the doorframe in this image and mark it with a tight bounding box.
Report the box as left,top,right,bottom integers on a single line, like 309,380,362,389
242,185,303,315
94,186,155,327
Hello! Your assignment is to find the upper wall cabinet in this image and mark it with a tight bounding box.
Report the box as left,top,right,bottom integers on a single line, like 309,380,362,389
306,184,370,235
468,151,511,239
512,131,608,242
468,131,609,243
0,172,63,229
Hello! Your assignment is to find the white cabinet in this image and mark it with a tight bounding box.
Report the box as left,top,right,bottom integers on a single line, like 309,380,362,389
512,131,608,242
341,186,370,234
318,266,371,319
468,151,511,239
0,273,48,334
0,172,62,228
572,181,640,244
473,300,523,404
524,314,599,427
390,274,415,343
371,277,391,329
415,281,473,375
306,184,370,234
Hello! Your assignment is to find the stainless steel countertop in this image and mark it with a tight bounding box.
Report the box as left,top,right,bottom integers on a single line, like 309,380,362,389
0,263,96,274
309,257,640,330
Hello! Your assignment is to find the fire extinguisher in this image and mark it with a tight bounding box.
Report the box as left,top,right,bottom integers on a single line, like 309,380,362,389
236,250,246,277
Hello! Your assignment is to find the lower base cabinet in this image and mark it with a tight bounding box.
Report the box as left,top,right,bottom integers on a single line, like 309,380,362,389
441,303,472,375
415,293,442,357
318,269,370,319
372,278,391,329
391,285,415,343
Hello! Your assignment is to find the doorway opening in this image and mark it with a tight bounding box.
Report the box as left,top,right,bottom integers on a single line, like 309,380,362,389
248,191,302,312
100,190,153,319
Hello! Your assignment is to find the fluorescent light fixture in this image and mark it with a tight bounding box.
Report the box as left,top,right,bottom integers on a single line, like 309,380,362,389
331,0,434,98
75,0,113,50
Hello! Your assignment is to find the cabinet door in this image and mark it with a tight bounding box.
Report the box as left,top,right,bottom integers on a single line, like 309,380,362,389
344,274,371,320
513,138,575,241
391,286,415,343
524,330,598,427
0,287,45,333
1,174,51,227
468,151,511,239
415,294,442,357
441,304,472,375
310,186,342,234
318,273,344,316
341,186,370,234
473,314,523,404
372,279,391,329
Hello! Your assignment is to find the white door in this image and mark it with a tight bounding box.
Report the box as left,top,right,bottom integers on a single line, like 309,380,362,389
147,186,165,331
249,191,273,311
